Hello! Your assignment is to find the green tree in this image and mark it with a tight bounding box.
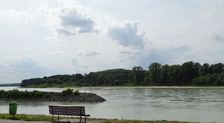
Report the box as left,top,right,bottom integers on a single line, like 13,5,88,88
149,63,162,84
132,66,145,84
193,62,201,78
168,65,181,85
144,72,152,85
199,63,210,76
180,61,195,84
161,65,169,85
210,63,224,74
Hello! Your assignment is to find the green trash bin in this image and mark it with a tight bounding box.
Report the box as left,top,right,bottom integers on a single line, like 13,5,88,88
9,101,17,116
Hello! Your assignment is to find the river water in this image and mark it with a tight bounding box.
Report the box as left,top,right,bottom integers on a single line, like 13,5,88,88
0,87,224,123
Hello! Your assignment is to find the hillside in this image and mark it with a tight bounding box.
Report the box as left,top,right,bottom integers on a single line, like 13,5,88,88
20,61,224,87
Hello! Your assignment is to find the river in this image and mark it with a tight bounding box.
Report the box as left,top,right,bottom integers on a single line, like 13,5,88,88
0,87,224,123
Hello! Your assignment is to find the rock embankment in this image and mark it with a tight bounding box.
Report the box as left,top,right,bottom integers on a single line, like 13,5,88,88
44,92,106,102
0,90,106,102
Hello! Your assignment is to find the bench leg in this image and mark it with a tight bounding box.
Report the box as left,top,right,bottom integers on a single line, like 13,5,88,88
85,116,86,123
79,115,81,123
57,115,59,123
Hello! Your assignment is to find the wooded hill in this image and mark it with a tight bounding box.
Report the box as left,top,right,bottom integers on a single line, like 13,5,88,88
20,61,224,87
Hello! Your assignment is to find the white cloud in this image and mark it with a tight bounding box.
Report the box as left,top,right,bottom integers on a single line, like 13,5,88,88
57,8,95,35
61,9,93,31
212,33,224,42
108,22,147,49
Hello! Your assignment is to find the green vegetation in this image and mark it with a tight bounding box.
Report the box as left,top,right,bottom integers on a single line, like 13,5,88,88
0,113,197,123
193,73,224,86
101,120,198,123
20,61,224,87
62,88,74,95
0,90,45,100
0,113,52,121
0,89,105,102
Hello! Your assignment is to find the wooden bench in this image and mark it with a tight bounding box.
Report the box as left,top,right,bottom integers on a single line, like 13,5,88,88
49,105,90,123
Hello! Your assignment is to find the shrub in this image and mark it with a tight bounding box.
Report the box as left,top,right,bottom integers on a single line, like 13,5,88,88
62,88,73,96
74,90,80,96
32,91,44,98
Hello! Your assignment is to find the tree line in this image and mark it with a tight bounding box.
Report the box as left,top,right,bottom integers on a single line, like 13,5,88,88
20,61,224,87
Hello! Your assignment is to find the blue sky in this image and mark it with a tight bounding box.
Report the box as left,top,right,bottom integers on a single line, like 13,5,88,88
0,0,224,83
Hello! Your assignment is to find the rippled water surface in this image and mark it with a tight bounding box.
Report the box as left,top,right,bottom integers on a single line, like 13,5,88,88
0,87,224,122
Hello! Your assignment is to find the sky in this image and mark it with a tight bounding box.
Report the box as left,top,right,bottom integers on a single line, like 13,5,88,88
0,0,224,83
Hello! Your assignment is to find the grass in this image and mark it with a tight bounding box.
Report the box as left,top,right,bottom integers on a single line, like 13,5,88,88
0,113,52,121
0,113,199,123
100,120,198,123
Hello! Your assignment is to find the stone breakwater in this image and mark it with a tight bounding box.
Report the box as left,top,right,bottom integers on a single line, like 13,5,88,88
43,92,106,102
0,90,106,102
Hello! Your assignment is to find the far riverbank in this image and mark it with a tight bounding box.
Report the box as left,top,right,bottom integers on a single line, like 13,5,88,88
2,85,224,90
11,85,224,88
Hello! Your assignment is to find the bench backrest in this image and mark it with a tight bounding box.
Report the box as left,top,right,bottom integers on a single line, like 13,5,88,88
49,105,86,116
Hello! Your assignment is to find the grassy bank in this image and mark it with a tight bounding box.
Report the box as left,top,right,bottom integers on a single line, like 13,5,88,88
0,113,198,123
0,114,52,121
100,120,198,123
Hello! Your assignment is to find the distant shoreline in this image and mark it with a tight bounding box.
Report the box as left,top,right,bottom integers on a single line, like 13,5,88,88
83,86,224,89
0,83,20,87
2,85,224,89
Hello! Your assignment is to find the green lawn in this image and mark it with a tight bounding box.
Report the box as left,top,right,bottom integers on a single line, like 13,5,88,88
0,114,52,121
0,113,199,123
101,120,198,123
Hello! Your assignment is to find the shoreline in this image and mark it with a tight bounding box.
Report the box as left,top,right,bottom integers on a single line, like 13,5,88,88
2,85,224,89
79,86,224,89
